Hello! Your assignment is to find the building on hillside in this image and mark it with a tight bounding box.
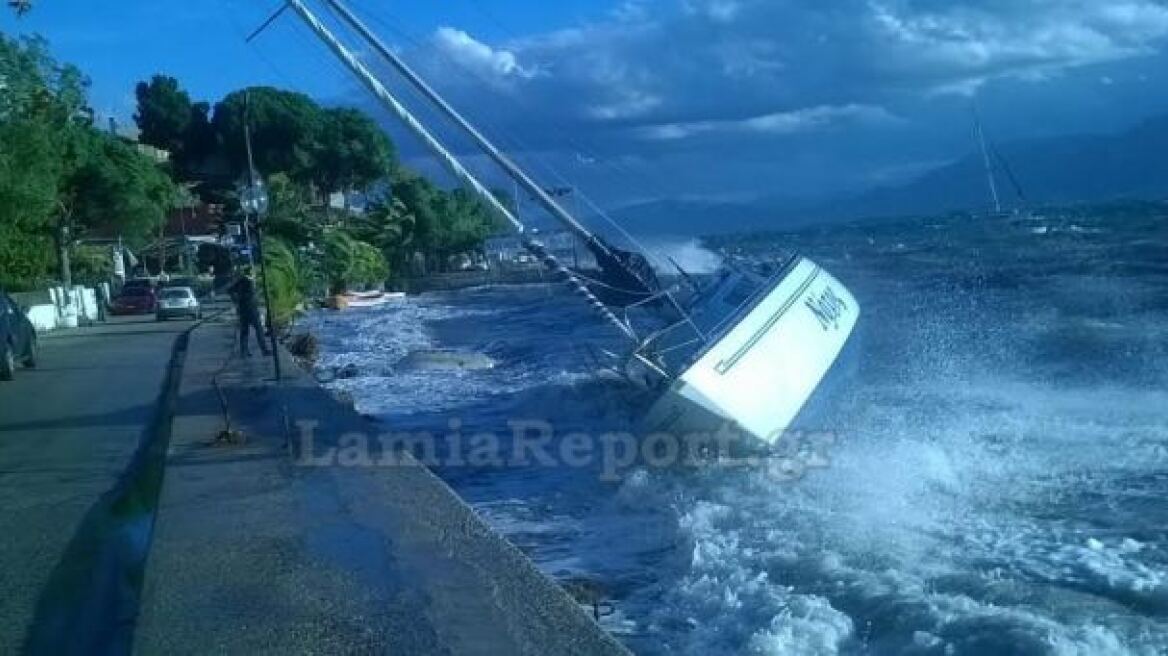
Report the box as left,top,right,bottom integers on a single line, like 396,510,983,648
106,117,170,163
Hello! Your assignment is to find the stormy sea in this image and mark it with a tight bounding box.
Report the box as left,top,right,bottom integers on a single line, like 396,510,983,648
301,205,1168,655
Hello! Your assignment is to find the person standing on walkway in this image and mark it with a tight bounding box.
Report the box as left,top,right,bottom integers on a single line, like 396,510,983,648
226,267,270,357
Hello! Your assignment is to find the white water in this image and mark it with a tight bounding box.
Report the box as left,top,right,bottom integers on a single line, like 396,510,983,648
304,212,1168,654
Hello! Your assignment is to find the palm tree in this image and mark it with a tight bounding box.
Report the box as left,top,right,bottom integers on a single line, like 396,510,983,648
350,197,416,271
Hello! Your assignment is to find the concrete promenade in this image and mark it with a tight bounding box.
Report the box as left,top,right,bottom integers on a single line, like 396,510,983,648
133,317,628,654
1,309,627,654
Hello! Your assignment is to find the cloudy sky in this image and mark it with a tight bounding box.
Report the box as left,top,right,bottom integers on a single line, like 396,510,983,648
7,0,1168,208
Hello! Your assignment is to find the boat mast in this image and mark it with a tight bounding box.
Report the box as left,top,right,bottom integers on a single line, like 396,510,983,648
320,0,642,276
974,111,1001,215
283,0,638,342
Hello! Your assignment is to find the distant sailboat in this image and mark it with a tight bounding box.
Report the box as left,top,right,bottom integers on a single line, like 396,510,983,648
973,109,1029,219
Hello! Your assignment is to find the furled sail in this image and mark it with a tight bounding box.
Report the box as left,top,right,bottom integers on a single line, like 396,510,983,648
584,237,660,307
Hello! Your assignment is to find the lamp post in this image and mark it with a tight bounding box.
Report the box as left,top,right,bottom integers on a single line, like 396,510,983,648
241,98,281,380
242,176,281,380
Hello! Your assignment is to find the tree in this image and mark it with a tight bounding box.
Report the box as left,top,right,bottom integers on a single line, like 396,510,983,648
134,75,193,156
441,187,499,255
0,33,91,289
262,237,305,327
262,172,319,246
181,101,217,170
212,87,323,185
316,107,395,191
320,230,387,293
0,118,61,289
390,173,442,257
62,130,179,245
351,196,416,269
0,35,90,126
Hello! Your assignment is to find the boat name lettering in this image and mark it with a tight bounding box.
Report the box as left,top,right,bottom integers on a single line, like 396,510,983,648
805,287,847,331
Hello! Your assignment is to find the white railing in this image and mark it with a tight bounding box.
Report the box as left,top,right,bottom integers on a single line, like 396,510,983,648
23,284,107,332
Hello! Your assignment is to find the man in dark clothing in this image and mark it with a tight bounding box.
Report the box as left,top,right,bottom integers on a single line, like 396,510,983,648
226,268,271,357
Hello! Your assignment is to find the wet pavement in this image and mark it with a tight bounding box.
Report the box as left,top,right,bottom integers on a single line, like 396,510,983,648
0,314,194,654
135,319,629,655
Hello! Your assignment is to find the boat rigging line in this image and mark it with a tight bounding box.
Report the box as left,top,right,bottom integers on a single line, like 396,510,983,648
343,0,683,270
278,0,640,343
318,0,663,308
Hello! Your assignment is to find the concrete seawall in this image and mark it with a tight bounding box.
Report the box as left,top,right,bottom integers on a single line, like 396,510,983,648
134,320,629,654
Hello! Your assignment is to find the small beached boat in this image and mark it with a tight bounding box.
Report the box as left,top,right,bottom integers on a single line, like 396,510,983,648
343,291,405,308
325,291,406,310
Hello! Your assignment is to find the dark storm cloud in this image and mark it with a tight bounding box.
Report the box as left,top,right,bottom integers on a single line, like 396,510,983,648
357,0,1168,203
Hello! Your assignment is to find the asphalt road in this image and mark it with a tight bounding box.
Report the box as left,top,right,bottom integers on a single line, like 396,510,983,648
0,314,194,654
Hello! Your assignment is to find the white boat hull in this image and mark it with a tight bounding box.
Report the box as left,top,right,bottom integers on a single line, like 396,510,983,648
342,291,406,308
645,257,859,444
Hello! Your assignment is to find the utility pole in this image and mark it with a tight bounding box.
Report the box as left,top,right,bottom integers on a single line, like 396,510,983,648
158,211,167,279
243,92,281,380
56,222,72,289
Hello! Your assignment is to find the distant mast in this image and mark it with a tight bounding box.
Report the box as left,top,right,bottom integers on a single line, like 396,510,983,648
973,110,1002,215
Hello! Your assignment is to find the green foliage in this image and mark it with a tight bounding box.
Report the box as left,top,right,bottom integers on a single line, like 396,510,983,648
0,34,90,289
1,31,494,299
442,187,499,254
0,34,89,126
0,118,62,289
0,33,175,290
321,230,388,293
70,243,113,285
181,101,216,170
261,172,319,245
349,196,416,269
213,87,323,185
350,239,389,289
134,75,192,155
262,237,304,328
63,130,180,244
387,173,501,262
316,107,395,190
209,87,394,192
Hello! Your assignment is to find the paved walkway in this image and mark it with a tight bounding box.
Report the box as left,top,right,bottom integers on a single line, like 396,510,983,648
135,320,628,655
0,315,194,654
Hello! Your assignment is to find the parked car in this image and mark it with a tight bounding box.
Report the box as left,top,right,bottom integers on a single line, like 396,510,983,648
0,290,38,381
155,287,201,321
111,286,157,315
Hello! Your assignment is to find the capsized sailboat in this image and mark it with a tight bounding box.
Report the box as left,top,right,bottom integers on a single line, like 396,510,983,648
284,0,860,445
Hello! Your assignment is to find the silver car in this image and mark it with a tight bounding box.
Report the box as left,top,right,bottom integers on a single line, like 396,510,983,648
155,287,201,321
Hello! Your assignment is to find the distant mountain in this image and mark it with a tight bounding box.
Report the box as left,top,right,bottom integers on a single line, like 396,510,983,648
607,113,1168,235
827,113,1168,220
599,198,784,236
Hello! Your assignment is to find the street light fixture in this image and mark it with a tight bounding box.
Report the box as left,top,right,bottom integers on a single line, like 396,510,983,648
241,179,270,216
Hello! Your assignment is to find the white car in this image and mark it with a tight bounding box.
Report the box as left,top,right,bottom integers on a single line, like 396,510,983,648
155,287,201,321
